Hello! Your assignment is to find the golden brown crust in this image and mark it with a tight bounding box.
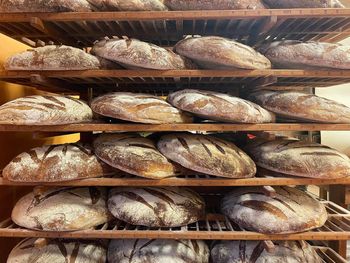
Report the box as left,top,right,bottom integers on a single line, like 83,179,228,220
165,0,266,10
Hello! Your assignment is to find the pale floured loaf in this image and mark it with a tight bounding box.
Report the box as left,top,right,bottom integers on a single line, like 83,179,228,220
157,133,256,178
168,89,275,123
0,95,93,125
165,0,265,10
244,138,350,179
7,238,107,263
108,239,209,263
221,186,328,234
108,187,205,227
263,0,344,8
0,0,92,12
88,0,168,10
12,187,109,231
3,143,113,183
91,92,192,124
174,36,271,69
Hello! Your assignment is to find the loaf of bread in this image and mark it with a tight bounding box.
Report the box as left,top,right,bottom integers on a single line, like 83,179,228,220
108,187,205,227
3,143,113,183
157,133,256,178
0,95,92,125
88,0,167,10
168,89,275,123
164,0,265,10
92,38,196,70
221,186,328,234
244,138,350,179
211,240,322,263
0,0,92,12
263,0,344,8
7,238,107,263
5,45,102,70
12,187,109,231
108,239,209,263
174,36,271,69
91,92,192,124
93,133,179,179
261,41,350,69
248,90,350,123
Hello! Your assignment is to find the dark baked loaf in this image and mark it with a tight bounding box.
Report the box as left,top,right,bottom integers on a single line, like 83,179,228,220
12,187,109,231
93,133,179,179
3,143,113,183
263,0,344,8
7,238,107,263
108,187,205,227
88,0,168,10
91,92,192,124
0,0,92,12
164,0,265,9
157,133,256,178
168,89,275,123
248,90,350,123
108,239,209,263
174,36,271,69
211,240,322,263
244,138,350,179
221,186,328,234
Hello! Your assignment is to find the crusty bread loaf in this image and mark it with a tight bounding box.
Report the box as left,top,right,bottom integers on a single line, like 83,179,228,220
168,89,275,123
157,133,256,178
5,45,101,70
244,138,350,179
93,133,179,179
108,239,209,263
3,143,113,183
0,0,92,12
92,38,196,70
91,92,192,124
263,0,344,8
88,0,167,10
108,187,205,227
12,187,109,231
248,90,350,123
7,238,107,263
165,0,265,10
221,186,328,234
174,36,271,69
211,240,322,263
261,41,350,69
0,95,93,125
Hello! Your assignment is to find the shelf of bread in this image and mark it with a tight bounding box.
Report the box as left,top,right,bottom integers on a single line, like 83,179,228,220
308,247,348,263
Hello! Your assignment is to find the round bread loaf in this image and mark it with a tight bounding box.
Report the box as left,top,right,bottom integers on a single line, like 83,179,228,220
7,238,107,263
91,92,192,124
221,186,328,234
12,187,109,231
108,239,209,263
108,187,205,227
174,36,271,69
157,133,256,178
211,240,322,263
93,133,179,179
0,0,92,12
244,138,350,179
263,0,344,8
0,95,93,125
248,90,350,123
88,0,168,10
164,0,265,10
168,89,275,123
3,143,113,183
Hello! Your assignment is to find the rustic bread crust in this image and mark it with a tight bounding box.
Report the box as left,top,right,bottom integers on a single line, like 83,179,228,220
0,0,92,12
88,0,168,10
164,0,266,10
263,0,344,8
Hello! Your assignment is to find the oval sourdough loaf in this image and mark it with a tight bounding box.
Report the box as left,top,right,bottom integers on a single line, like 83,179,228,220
221,186,328,234
157,133,256,178
248,90,350,123
168,89,275,123
88,0,168,10
174,36,271,69
7,238,107,263
91,92,192,124
263,0,344,8
93,133,179,179
0,95,93,125
0,0,92,12
3,143,113,183
108,239,209,263
244,138,350,179
92,38,196,70
12,187,109,231
211,240,322,263
5,45,101,70
261,41,350,69
164,0,265,10
108,187,205,227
